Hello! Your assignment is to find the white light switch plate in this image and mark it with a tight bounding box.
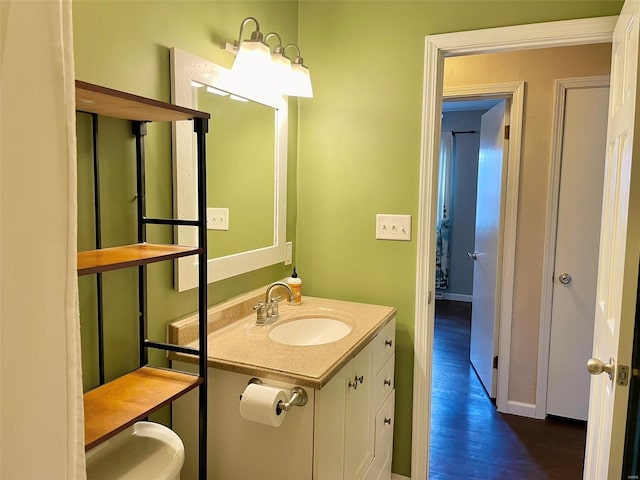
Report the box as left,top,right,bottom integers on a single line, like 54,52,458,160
207,208,229,230
376,214,411,241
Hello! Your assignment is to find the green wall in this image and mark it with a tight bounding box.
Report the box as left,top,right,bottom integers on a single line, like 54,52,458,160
74,0,624,477
296,1,622,476
73,0,299,407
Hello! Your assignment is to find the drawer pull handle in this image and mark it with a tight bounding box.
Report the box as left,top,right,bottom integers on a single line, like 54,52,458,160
384,379,392,386
349,376,364,389
384,417,392,425
385,339,393,348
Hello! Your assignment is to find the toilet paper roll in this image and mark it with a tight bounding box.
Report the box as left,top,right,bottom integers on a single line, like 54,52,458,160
239,383,288,427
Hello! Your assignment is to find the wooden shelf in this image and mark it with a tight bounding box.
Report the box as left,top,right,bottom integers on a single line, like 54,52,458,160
84,366,202,450
76,80,210,122
77,243,201,276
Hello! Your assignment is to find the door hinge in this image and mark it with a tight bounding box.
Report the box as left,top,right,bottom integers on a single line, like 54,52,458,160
504,125,510,140
493,355,499,369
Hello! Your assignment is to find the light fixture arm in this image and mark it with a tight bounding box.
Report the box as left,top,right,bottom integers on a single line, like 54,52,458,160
237,16,264,45
284,44,305,65
265,32,285,55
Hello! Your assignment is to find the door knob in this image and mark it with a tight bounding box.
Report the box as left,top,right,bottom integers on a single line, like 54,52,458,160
467,252,478,260
558,272,572,285
587,357,615,381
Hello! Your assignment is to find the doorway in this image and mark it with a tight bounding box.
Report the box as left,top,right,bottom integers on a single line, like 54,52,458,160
437,96,507,401
430,79,610,478
435,81,525,414
412,17,617,480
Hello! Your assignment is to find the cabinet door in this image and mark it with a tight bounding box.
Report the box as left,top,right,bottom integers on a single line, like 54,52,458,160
344,342,374,479
314,362,349,480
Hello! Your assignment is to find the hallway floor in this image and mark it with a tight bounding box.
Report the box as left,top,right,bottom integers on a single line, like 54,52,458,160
429,300,587,479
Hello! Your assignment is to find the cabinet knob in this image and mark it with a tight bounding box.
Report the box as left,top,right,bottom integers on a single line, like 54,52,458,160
385,339,393,348
355,375,364,384
348,380,358,390
384,379,392,386
384,417,392,425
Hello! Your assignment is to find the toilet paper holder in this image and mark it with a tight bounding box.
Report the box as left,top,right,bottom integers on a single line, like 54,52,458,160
243,378,308,413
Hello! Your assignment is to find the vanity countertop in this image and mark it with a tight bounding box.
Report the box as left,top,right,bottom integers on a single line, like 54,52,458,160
168,290,396,389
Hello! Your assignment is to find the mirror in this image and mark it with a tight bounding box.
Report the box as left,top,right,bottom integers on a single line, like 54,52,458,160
197,86,275,258
171,48,287,291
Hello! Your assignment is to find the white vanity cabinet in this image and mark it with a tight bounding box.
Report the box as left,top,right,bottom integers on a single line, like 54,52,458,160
172,315,396,480
314,316,396,480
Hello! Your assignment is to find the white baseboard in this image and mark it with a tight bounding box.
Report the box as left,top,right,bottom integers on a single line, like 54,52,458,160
391,474,411,480
442,293,472,303
506,400,537,418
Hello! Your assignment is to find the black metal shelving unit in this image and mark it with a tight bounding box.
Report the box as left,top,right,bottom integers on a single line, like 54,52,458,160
76,80,209,479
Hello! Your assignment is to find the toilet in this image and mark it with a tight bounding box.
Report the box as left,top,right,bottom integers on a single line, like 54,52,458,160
85,422,185,480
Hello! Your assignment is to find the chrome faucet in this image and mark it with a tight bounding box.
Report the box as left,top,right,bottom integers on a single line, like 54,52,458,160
253,281,295,325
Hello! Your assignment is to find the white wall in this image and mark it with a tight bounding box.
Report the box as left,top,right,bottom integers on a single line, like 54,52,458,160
1,2,85,478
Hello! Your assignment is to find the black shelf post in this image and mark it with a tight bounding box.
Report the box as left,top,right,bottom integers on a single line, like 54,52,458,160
90,113,106,386
133,121,149,368
194,116,209,480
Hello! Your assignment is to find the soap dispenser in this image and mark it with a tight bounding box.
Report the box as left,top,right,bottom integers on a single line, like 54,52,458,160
287,267,302,305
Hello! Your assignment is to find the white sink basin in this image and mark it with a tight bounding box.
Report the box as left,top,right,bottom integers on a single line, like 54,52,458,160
268,317,352,346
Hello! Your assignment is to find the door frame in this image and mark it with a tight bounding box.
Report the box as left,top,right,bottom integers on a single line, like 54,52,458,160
443,83,524,410
412,16,617,480
536,75,611,419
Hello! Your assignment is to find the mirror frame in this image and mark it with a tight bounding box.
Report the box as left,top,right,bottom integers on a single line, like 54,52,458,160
170,47,288,292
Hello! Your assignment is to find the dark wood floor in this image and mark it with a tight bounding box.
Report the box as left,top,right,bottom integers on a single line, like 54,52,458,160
429,300,587,479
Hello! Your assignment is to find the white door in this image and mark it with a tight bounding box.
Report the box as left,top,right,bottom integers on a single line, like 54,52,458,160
585,1,640,478
469,100,507,399
547,85,609,421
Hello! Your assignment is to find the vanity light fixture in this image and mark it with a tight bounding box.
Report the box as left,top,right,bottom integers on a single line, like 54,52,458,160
265,32,292,88
283,44,313,98
223,17,313,98
229,17,272,81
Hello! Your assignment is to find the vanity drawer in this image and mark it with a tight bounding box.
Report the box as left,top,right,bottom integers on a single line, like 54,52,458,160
375,391,394,458
372,317,396,373
372,354,395,412
363,391,395,480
